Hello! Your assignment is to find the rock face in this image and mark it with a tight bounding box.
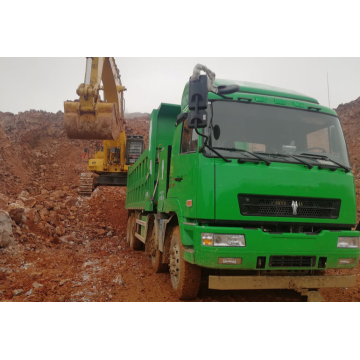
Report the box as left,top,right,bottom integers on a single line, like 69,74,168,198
337,97,360,176
0,210,14,248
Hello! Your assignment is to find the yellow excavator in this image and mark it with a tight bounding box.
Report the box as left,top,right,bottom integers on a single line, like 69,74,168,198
64,57,144,195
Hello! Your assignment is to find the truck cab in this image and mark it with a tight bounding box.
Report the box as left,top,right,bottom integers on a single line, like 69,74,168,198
126,75,360,301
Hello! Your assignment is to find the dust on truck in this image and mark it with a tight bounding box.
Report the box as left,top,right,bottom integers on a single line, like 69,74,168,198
125,64,360,301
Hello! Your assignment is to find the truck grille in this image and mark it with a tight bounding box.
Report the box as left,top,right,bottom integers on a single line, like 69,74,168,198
238,194,340,219
269,256,316,268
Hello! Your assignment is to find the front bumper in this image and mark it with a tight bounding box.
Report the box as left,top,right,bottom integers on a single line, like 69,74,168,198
184,224,360,270
208,274,356,290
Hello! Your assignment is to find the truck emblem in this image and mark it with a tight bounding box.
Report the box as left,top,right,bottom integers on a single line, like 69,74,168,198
291,201,298,215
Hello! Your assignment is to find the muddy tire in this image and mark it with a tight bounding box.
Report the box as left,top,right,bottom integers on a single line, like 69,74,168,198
130,216,142,250
146,220,168,273
126,213,133,244
169,226,201,300
152,250,168,273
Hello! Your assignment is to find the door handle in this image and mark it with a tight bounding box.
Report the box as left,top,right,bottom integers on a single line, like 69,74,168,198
175,177,183,182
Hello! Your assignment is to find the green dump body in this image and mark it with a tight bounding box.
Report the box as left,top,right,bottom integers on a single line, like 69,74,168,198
126,79,360,275
126,103,180,211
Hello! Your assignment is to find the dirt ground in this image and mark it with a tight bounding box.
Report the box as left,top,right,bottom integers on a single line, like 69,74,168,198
1,186,359,302
1,104,360,302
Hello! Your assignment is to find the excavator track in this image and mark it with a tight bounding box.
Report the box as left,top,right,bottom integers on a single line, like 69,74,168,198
78,173,94,196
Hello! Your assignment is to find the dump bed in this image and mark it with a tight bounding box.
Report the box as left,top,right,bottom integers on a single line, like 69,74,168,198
125,103,180,211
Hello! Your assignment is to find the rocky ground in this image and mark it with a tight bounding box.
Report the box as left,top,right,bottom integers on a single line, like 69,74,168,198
1,100,360,302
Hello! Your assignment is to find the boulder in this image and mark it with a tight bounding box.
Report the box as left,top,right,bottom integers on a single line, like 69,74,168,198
13,289,24,296
7,203,26,224
19,190,29,198
15,199,25,207
19,196,36,208
55,226,65,236
0,193,9,209
64,197,77,207
49,213,61,227
25,208,40,223
0,210,14,248
39,208,50,218
44,201,54,210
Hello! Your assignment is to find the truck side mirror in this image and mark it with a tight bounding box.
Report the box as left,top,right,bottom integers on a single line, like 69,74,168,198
217,85,240,95
188,74,208,129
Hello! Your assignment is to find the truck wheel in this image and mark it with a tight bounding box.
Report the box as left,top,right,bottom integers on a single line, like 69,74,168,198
169,226,201,300
146,223,168,273
152,250,168,273
130,216,142,250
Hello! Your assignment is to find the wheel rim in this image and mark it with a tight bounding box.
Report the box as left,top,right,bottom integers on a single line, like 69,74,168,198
170,240,180,286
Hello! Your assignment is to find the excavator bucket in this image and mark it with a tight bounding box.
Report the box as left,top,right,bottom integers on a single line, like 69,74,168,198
64,101,121,140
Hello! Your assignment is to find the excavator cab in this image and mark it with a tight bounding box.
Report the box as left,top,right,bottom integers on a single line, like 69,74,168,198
126,135,144,165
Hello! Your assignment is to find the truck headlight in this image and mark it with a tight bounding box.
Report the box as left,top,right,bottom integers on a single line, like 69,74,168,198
201,233,246,247
337,237,359,249
214,234,246,247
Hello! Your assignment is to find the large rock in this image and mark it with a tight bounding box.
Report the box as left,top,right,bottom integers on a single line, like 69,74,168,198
55,226,65,236
7,203,26,224
39,207,50,219
0,210,14,248
18,196,36,208
25,208,40,223
44,201,54,210
0,193,9,209
64,197,77,207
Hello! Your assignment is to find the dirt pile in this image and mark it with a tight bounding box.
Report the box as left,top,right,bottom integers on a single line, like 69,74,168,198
0,110,88,197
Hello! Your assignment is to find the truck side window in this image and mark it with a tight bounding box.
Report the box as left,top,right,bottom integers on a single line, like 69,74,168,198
180,118,198,154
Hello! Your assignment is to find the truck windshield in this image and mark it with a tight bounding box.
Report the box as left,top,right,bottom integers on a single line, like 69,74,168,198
206,100,350,168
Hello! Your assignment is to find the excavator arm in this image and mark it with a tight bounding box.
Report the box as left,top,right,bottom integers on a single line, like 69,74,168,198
64,57,126,140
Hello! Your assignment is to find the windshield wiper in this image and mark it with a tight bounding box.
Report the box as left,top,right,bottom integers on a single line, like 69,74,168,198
253,152,313,169
212,147,271,165
298,153,351,173
195,129,231,163
202,144,231,163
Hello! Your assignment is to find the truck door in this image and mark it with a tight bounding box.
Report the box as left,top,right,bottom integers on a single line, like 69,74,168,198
168,118,198,219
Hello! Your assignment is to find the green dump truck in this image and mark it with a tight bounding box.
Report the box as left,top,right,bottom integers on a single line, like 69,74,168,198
125,64,360,301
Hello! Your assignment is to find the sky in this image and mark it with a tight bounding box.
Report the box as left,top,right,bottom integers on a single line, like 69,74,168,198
0,57,359,115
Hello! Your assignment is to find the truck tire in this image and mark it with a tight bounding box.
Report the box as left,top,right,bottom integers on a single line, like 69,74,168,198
152,250,168,273
126,213,133,244
130,216,142,250
169,226,201,300
146,221,168,273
